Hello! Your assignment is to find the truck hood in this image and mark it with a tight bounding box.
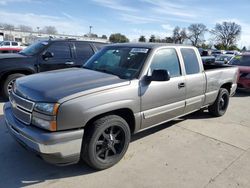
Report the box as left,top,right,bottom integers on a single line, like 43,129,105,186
15,68,130,102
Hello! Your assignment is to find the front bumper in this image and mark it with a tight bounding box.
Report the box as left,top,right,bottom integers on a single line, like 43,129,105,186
4,102,84,165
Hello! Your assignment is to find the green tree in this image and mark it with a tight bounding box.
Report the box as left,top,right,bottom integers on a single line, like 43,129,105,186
241,46,247,52
165,37,174,43
101,35,107,39
149,35,156,42
109,33,129,43
138,35,146,42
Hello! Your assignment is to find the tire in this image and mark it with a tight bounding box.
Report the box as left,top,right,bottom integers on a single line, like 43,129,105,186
81,115,131,170
208,88,229,117
2,73,25,99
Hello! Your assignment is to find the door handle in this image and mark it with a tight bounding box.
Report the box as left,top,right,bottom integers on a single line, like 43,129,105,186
178,83,185,89
65,61,74,65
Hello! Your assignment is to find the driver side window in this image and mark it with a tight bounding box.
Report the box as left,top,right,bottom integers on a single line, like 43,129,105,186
150,48,181,78
46,42,71,59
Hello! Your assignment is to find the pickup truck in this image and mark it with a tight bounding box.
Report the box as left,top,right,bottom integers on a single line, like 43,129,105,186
4,43,238,170
0,39,106,99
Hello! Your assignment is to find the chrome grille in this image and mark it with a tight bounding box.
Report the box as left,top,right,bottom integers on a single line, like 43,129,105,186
9,92,35,125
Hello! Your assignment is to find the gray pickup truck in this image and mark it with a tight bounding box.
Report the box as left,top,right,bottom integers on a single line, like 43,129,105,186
4,43,238,170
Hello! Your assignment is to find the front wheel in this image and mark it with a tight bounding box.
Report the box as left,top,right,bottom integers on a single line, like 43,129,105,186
81,115,131,170
208,88,229,117
2,73,25,99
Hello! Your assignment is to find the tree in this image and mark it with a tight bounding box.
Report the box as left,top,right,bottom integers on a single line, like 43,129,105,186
109,33,129,43
3,23,14,30
187,23,207,47
41,26,57,34
149,35,156,42
211,22,241,49
242,46,247,52
138,35,146,42
172,26,187,44
19,25,33,32
165,37,174,43
101,35,107,39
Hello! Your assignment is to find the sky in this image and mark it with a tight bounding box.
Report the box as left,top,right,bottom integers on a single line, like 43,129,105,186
0,0,250,47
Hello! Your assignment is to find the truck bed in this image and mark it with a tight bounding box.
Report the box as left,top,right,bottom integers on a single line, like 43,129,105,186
203,64,233,71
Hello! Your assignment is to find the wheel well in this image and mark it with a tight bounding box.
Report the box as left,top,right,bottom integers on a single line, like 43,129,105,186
84,108,136,134
221,82,232,93
0,70,33,85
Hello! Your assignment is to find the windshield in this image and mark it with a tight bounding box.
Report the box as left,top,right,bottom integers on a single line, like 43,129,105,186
83,47,150,79
19,41,48,56
229,55,250,66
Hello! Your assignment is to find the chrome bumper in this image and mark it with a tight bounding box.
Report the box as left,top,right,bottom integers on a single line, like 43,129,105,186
4,102,84,165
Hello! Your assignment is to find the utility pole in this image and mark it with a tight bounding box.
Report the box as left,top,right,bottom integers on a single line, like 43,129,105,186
89,26,93,38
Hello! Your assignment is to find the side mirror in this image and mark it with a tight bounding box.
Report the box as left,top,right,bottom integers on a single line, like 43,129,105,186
42,51,54,60
147,69,170,82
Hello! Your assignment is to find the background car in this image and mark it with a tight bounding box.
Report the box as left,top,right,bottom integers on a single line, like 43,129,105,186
215,54,234,64
229,54,250,89
211,50,225,57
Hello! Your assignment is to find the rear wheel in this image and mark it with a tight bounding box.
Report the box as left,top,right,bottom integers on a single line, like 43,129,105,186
2,73,25,99
81,115,131,170
208,88,229,117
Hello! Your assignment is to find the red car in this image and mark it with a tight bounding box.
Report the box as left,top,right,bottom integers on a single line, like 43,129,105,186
229,54,250,89
0,47,22,53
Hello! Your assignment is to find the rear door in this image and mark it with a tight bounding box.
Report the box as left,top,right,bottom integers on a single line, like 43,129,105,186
38,41,75,72
140,48,186,129
74,42,95,66
180,48,206,113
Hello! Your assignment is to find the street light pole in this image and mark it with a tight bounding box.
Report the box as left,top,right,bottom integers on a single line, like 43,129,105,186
89,26,93,38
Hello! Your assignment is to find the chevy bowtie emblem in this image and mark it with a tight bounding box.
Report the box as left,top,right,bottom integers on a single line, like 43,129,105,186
10,98,17,109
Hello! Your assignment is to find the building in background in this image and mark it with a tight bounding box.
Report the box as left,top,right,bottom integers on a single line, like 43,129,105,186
0,29,108,44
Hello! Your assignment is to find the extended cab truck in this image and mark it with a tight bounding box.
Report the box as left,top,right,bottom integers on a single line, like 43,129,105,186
0,39,107,99
4,43,238,170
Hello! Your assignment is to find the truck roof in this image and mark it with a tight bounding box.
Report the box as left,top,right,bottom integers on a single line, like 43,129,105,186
106,43,194,49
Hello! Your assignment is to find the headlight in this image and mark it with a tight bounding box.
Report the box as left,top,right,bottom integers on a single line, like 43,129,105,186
32,116,57,131
34,103,59,115
33,103,59,131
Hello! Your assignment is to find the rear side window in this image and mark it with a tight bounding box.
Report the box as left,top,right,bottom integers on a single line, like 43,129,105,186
4,42,10,46
46,42,71,59
12,42,18,46
75,43,94,61
150,48,181,78
181,48,200,75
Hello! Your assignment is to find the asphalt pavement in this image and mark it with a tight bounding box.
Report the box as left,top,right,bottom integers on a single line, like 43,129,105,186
0,91,250,188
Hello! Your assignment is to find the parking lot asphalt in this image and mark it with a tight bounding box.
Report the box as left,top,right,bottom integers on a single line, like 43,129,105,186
0,91,250,188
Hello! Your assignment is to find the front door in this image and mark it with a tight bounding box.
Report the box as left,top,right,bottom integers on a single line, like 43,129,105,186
38,41,75,72
140,48,186,129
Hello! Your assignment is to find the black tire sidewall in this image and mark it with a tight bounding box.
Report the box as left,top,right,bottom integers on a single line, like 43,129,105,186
85,115,131,170
214,88,229,116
